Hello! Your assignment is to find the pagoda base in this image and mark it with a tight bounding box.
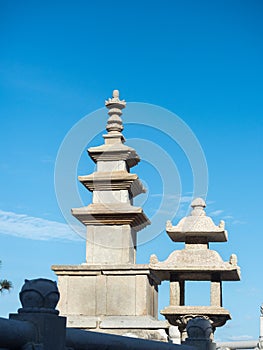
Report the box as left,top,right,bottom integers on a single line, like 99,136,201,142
66,315,168,341
52,264,165,340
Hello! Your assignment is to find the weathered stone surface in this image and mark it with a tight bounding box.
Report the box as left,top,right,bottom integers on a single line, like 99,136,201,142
210,281,222,307
85,225,136,264
100,316,168,329
92,327,169,342
92,189,130,204
79,171,145,198
106,275,136,315
97,160,128,172
72,203,150,232
96,274,107,315
88,144,140,169
161,306,231,328
170,280,185,306
166,198,227,242
66,315,98,328
150,249,240,281
52,264,161,330
52,264,159,276
169,325,181,344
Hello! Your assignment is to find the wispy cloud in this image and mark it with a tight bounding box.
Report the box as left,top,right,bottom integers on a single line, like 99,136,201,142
232,219,246,225
0,209,82,242
227,335,254,341
209,209,224,217
147,194,193,218
150,194,193,203
154,208,176,216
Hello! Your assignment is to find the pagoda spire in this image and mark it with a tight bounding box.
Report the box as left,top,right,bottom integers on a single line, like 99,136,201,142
105,89,125,133
103,90,126,145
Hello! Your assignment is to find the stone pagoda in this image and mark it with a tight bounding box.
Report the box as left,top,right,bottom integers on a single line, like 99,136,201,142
150,198,241,340
52,90,168,340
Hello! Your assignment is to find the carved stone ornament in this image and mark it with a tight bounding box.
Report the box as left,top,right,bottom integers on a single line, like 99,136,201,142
105,90,126,133
229,254,238,266
105,89,126,107
176,314,210,328
186,317,213,340
19,278,60,314
150,254,159,264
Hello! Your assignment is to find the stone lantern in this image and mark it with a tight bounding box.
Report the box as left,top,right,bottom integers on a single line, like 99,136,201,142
150,198,241,340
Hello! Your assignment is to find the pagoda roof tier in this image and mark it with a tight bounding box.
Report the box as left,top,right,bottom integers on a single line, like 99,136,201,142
149,249,241,281
149,268,240,281
78,171,146,197
161,305,231,328
72,203,150,231
166,198,228,243
88,143,140,168
166,222,227,242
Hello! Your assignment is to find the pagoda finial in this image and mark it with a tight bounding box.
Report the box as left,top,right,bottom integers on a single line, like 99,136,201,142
105,89,126,133
190,197,206,216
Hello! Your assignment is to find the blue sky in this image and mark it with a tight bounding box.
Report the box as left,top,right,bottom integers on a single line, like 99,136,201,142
0,0,262,342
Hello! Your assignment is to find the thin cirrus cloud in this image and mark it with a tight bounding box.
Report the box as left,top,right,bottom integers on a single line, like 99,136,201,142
227,335,254,341
208,209,224,217
0,209,82,242
150,194,193,203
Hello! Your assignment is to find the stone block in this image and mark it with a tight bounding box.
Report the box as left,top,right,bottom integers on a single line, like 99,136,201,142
93,190,130,204
106,275,136,315
67,276,96,315
135,275,148,316
86,225,136,264
95,274,107,315
97,160,127,172
66,315,98,328
99,316,168,329
57,275,68,313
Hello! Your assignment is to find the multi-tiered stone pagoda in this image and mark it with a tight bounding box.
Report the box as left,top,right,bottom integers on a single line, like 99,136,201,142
52,90,168,340
72,89,150,265
150,198,241,340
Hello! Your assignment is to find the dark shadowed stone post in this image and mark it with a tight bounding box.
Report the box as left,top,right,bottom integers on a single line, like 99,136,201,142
182,318,216,350
9,278,66,350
